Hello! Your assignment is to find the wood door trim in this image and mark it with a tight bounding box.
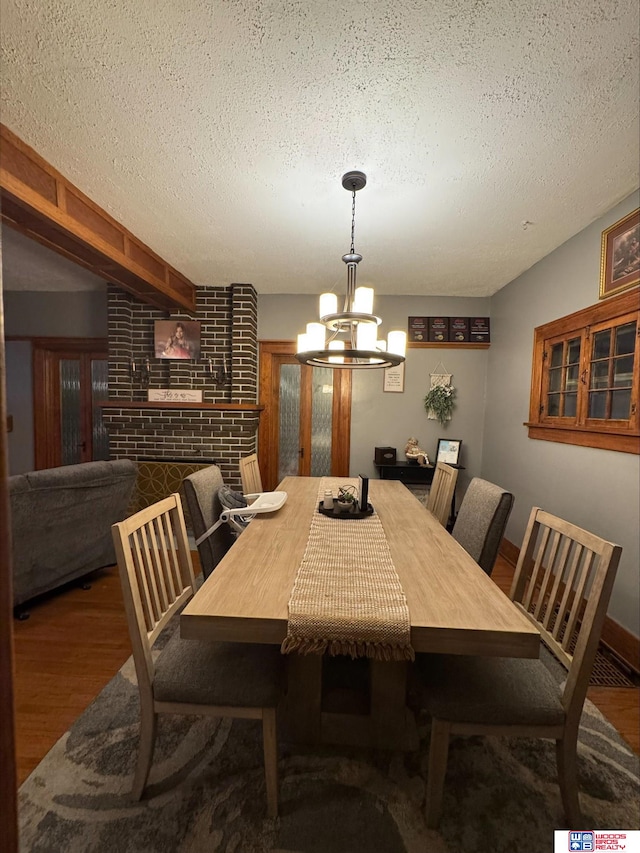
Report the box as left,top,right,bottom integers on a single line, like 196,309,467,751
298,362,313,476
258,341,352,489
0,281,19,852
332,364,351,476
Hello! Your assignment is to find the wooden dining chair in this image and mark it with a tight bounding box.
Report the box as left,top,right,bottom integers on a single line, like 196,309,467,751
240,453,263,495
111,494,283,816
425,462,459,527
419,506,622,828
451,477,514,575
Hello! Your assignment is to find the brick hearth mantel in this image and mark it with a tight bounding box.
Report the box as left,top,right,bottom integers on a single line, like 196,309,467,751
100,401,263,411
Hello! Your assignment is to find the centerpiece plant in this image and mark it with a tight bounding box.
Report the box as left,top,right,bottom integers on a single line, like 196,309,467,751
336,485,357,509
423,383,456,426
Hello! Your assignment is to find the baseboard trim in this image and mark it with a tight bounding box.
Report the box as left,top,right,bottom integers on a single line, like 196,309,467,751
499,538,640,675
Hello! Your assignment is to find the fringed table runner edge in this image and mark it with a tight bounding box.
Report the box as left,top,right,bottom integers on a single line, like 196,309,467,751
282,478,414,662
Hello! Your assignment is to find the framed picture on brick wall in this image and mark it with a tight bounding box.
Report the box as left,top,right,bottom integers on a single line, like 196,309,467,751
154,320,201,359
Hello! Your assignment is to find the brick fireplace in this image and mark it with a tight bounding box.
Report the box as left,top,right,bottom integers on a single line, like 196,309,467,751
101,282,261,491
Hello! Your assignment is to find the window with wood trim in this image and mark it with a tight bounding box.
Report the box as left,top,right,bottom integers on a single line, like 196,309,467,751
527,289,640,454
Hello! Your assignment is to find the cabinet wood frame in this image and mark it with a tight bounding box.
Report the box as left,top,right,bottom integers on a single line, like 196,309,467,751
526,290,640,454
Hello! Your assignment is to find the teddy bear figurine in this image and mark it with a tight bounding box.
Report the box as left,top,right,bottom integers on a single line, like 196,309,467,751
405,437,429,466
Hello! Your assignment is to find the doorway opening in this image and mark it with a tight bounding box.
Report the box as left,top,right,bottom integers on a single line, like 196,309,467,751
258,341,352,490
32,337,109,469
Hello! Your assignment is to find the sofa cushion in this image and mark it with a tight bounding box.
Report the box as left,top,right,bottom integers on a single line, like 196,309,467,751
10,460,137,606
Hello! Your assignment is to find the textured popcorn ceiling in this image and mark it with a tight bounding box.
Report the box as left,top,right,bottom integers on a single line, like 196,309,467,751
1,0,639,296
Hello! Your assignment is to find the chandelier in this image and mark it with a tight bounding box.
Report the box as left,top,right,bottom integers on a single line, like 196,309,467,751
295,171,407,369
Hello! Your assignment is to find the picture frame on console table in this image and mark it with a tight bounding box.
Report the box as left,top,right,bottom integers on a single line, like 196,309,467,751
599,207,640,299
436,438,462,466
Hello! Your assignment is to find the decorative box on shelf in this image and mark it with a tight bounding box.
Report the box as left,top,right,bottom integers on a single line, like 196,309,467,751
374,446,397,464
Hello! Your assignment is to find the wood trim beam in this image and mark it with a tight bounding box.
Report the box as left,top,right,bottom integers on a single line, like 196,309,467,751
0,124,196,314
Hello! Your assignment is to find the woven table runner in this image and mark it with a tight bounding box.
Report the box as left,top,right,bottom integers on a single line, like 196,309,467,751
281,478,414,662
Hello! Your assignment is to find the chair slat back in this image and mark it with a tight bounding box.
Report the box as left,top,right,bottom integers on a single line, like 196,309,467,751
510,507,622,724
112,494,197,687
426,463,458,527
240,453,263,494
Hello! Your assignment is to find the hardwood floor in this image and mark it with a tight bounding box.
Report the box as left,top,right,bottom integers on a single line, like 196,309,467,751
12,556,639,786
13,567,131,784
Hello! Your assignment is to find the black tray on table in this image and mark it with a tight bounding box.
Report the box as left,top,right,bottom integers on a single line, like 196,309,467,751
318,500,374,519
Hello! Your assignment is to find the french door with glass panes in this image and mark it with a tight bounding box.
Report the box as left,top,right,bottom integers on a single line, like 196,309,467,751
258,342,352,490
33,338,110,469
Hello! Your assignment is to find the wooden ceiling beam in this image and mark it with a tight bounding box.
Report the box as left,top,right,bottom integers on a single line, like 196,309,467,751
0,124,196,314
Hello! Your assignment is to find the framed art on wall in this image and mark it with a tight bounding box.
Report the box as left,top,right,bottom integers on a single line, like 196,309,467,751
599,208,640,299
154,320,201,360
436,438,462,465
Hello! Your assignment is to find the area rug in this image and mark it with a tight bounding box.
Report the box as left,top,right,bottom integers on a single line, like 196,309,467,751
19,622,639,853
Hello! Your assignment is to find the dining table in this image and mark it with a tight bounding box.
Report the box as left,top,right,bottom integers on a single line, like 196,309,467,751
180,476,540,750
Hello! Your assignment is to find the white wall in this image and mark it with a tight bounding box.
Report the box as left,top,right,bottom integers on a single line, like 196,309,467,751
258,293,491,497
483,190,640,635
3,290,108,337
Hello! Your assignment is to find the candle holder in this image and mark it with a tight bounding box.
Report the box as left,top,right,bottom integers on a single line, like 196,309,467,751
207,355,230,387
130,357,151,388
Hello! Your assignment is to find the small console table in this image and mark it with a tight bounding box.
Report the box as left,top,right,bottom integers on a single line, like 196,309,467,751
374,460,435,484
373,460,465,528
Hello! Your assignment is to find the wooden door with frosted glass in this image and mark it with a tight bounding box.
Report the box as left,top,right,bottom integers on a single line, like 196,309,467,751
258,341,352,491
33,337,109,469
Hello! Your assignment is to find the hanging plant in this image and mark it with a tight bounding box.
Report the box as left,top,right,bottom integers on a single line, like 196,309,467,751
424,383,456,426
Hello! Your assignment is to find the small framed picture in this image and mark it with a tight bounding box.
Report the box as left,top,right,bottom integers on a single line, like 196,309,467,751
599,208,640,299
154,319,201,360
436,438,462,466
383,361,405,392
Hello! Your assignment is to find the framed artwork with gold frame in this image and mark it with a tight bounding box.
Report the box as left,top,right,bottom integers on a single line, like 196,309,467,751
599,208,640,300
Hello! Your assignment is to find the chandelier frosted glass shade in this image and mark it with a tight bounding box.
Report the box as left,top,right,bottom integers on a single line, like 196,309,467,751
295,171,406,370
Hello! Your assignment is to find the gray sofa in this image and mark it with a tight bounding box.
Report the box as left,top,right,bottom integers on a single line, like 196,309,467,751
9,459,137,607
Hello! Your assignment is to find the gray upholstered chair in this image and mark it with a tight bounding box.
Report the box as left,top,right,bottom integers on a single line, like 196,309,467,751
183,465,235,579
418,506,622,829
451,477,514,576
111,493,283,816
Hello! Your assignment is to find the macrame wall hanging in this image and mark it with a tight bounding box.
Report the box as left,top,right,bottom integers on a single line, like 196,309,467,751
429,361,452,393
424,361,456,425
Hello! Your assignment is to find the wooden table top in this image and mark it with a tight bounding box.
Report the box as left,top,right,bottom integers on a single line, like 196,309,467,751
180,477,540,659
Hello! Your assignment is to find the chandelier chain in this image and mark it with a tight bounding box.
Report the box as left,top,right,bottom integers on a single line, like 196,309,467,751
350,188,356,255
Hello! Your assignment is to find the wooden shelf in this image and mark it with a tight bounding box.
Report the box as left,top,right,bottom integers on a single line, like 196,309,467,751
100,401,263,411
407,342,490,349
